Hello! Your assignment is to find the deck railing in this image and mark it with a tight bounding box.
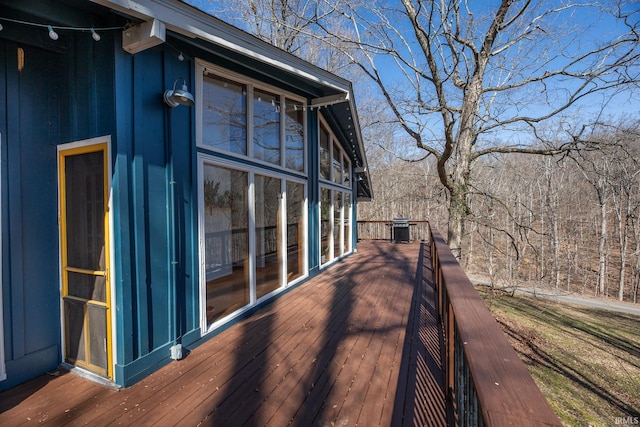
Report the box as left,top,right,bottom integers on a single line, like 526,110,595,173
357,220,430,241
428,225,562,426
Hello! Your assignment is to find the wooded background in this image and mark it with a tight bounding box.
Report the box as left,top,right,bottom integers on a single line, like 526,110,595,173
359,125,640,303
191,0,640,303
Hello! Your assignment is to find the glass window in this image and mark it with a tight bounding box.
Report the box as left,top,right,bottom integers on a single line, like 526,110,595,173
286,181,305,282
202,74,247,155
332,142,342,184
344,193,352,253
343,153,350,186
321,187,331,264
203,164,249,325
319,126,330,180
253,89,281,165
255,175,282,298
285,99,304,172
198,64,306,174
333,191,342,258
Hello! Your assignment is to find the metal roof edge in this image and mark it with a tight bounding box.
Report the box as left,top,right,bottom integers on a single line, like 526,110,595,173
90,0,351,94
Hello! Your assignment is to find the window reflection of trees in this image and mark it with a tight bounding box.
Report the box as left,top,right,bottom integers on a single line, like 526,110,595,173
202,75,247,155
342,153,350,185
285,101,304,171
253,89,280,165
321,187,331,263
286,181,304,281
203,165,249,325
255,175,282,298
202,73,306,174
320,127,330,180
333,191,342,258
333,142,342,183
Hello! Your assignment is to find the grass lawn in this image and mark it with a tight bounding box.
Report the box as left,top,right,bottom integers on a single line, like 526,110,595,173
477,287,640,427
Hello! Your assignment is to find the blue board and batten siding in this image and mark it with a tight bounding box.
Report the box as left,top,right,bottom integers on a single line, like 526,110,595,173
1,18,117,389
1,0,367,391
111,45,200,386
0,28,202,390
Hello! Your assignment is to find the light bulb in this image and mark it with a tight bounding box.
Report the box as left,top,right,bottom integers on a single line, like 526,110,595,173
178,52,184,61
47,25,58,40
91,28,101,41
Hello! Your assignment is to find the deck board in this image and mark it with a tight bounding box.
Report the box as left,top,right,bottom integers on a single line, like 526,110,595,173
0,241,445,426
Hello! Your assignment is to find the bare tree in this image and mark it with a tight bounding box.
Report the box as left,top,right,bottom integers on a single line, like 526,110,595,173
198,0,314,54
572,142,628,297
310,0,640,258
609,137,640,300
632,211,640,303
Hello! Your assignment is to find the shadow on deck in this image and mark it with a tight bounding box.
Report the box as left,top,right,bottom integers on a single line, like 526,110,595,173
0,241,445,426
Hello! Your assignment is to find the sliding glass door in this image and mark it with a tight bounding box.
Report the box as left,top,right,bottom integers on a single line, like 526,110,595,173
202,164,250,325
255,175,282,299
200,159,307,332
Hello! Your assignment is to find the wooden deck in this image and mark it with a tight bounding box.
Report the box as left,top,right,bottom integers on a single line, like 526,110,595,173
0,241,445,426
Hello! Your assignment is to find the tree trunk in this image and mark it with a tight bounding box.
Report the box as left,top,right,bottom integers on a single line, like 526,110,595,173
598,198,607,296
446,78,479,260
447,185,468,261
616,189,632,301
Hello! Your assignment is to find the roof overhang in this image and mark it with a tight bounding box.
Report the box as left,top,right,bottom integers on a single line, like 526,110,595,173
91,0,348,93
318,90,372,201
90,0,372,200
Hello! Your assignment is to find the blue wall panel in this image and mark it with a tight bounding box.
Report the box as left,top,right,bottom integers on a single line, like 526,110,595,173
162,53,198,348
0,23,117,390
307,110,320,275
112,43,199,385
112,44,137,375
132,48,171,355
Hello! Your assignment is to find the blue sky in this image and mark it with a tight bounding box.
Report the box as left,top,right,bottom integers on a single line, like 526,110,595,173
185,0,639,149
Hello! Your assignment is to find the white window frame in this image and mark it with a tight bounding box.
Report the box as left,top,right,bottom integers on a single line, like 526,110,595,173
318,114,354,268
318,114,352,191
195,60,308,176
197,154,308,335
319,186,353,268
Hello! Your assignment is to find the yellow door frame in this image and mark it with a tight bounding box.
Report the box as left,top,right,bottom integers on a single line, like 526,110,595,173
58,140,113,379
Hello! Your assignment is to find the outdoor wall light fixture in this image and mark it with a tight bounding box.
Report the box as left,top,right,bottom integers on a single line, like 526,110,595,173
164,78,194,107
